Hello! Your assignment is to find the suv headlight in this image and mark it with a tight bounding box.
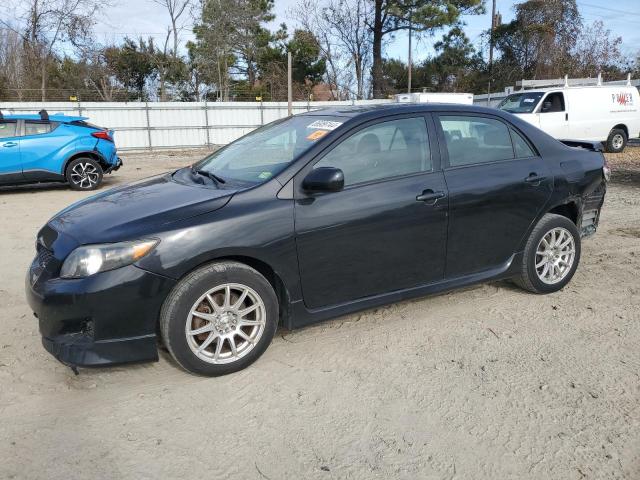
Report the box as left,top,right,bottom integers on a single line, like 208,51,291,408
60,239,158,279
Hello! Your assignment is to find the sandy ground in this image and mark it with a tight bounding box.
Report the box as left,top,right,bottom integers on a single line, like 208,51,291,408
0,148,639,480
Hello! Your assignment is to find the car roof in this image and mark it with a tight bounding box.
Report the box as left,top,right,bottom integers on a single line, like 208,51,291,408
300,102,503,119
0,113,88,123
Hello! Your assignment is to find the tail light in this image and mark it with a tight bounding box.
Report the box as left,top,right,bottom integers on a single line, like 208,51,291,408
91,130,113,142
602,156,611,182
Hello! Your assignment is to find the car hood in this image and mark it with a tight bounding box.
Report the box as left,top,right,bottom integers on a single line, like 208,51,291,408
48,173,236,245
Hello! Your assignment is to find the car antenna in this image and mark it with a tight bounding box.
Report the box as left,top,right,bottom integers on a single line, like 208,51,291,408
39,109,49,121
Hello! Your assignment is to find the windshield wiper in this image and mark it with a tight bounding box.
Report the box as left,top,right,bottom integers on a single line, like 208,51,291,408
192,167,226,184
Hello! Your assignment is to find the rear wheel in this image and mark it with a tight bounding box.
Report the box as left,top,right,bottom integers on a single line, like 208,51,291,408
66,158,103,190
160,261,278,376
514,213,581,294
606,128,627,153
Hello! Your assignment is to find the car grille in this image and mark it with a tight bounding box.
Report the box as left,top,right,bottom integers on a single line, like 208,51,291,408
36,244,55,269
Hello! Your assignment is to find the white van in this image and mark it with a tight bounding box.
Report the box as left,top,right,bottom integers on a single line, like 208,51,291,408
497,85,640,152
395,92,474,105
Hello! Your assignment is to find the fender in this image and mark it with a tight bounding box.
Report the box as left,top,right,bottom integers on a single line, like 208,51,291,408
60,149,108,175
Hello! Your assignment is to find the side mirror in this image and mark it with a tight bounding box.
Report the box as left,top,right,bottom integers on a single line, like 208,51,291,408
541,101,552,112
302,167,344,193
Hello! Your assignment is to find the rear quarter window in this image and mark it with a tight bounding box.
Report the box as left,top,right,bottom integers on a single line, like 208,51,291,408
511,129,537,158
25,121,54,136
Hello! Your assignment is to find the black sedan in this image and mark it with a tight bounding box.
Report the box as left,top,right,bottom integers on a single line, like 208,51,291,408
26,104,608,376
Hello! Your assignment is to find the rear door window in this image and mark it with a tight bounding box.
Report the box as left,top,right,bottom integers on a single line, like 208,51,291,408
25,121,52,136
439,115,514,167
0,120,18,138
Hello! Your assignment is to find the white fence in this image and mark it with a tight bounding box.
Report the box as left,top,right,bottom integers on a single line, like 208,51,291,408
0,100,389,151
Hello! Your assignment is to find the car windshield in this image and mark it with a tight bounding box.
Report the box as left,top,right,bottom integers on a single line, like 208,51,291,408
194,115,345,184
498,92,545,114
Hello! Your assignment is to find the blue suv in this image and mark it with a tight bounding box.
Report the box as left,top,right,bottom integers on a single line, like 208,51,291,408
0,110,122,190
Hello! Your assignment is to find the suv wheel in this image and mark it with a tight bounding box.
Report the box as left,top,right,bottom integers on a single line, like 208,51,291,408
160,261,278,376
606,128,627,153
66,158,103,190
514,213,581,294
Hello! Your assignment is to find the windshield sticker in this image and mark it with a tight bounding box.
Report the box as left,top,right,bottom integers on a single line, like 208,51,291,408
307,120,343,131
306,129,329,141
523,98,535,103
258,171,273,179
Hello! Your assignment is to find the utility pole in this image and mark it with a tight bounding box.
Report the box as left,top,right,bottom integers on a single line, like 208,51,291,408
287,51,293,116
487,0,497,105
407,15,412,94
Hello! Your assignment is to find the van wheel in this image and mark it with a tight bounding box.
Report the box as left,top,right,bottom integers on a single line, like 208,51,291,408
66,158,103,190
514,213,581,294
160,261,278,376
606,129,627,153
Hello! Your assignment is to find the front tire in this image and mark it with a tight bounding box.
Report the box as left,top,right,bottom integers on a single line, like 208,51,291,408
66,158,104,190
606,128,627,153
514,213,581,294
160,261,278,376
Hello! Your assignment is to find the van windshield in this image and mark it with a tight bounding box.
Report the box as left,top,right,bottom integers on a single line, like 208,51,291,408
498,92,545,114
192,115,345,185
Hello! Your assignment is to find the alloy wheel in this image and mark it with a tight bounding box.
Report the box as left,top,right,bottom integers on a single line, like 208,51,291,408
185,283,266,364
70,162,100,189
535,227,576,285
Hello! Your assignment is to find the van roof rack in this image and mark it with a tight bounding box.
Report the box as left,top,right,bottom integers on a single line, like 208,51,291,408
39,109,49,121
516,73,636,90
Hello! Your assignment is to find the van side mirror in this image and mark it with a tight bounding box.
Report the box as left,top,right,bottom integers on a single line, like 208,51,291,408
541,101,552,113
302,167,344,193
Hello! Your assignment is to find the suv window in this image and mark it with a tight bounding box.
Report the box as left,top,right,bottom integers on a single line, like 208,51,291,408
439,115,514,167
25,121,52,136
511,129,536,158
314,117,431,186
0,120,18,139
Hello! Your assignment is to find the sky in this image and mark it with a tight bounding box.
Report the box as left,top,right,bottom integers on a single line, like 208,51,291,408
90,0,640,65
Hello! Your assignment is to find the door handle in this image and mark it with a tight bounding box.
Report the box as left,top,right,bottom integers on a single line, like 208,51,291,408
416,189,446,203
2,142,17,148
524,173,547,184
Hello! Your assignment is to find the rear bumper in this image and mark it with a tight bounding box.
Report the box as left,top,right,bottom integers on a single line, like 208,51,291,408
105,157,123,174
580,183,606,237
26,261,176,368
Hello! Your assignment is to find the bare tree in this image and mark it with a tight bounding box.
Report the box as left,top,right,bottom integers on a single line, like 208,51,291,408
290,0,372,99
322,0,372,99
151,0,191,59
571,20,622,78
0,28,26,100
290,0,343,99
81,45,119,101
0,0,106,101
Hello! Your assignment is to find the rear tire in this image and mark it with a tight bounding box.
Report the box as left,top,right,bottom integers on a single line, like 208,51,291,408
514,213,581,294
160,261,278,376
66,158,103,190
605,128,627,153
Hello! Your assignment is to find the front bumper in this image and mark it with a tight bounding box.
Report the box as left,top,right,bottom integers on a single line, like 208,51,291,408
26,258,176,368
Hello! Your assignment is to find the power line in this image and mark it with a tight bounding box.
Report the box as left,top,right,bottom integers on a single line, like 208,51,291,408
578,2,640,17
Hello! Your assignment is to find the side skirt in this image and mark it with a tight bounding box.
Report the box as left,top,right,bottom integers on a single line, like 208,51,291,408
287,253,523,330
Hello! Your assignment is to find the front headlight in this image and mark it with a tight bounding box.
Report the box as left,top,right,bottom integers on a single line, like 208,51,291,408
60,239,158,279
